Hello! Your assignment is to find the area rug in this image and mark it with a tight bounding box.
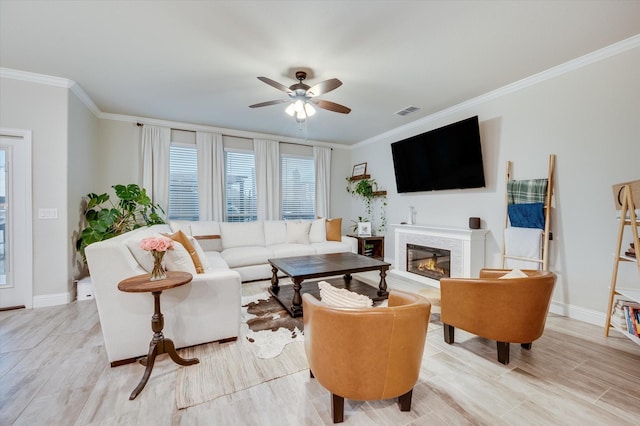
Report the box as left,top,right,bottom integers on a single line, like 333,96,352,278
175,292,307,410
242,292,304,358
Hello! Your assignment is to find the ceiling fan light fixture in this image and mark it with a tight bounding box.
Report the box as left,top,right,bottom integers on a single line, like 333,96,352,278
304,102,316,117
285,103,296,116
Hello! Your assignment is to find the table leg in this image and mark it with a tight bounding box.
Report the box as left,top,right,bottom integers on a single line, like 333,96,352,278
344,273,352,282
378,268,389,297
270,266,280,292
291,277,303,317
130,338,159,400
129,290,199,400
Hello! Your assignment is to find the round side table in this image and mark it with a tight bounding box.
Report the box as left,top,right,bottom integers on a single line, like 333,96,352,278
118,271,199,400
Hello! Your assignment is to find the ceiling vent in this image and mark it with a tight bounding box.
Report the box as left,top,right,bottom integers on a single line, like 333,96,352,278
395,106,420,116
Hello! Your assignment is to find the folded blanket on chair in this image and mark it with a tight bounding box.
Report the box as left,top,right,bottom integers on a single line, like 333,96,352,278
507,179,548,204
508,203,545,229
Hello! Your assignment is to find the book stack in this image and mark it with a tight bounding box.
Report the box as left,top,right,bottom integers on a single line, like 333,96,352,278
614,299,640,337
364,243,374,257
610,299,629,331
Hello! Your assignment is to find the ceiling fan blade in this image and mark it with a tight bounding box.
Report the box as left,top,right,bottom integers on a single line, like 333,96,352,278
306,78,342,97
257,77,292,94
313,99,351,114
249,99,289,108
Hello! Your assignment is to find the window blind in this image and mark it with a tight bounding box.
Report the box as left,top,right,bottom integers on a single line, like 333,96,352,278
225,150,257,222
168,144,199,220
281,155,315,220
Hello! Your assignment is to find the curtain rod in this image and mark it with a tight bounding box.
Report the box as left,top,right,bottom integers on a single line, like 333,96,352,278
136,122,331,149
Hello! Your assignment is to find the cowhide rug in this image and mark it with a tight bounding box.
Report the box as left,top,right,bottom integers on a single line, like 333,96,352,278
241,292,304,359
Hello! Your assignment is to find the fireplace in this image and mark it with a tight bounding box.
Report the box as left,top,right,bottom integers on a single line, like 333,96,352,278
392,224,488,287
406,243,451,280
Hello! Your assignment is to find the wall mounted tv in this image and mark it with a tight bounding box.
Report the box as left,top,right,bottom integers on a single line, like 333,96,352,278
391,116,485,193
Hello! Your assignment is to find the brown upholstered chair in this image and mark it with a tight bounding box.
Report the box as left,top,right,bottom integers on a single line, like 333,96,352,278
440,268,556,365
302,290,431,423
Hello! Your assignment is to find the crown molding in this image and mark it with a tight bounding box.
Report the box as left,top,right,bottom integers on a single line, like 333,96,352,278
1,67,101,116
356,34,640,149
100,112,346,150
69,82,101,116
0,67,73,88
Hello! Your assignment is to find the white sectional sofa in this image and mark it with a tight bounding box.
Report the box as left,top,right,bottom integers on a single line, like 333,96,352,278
169,219,357,282
85,219,355,365
85,223,242,366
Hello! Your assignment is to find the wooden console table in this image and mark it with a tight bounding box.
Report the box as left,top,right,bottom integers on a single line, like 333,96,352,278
118,271,199,400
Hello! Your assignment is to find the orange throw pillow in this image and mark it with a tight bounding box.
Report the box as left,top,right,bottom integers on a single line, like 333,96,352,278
325,218,342,242
163,230,205,274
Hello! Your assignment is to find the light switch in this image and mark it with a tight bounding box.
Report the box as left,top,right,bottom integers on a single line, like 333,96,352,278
38,208,58,219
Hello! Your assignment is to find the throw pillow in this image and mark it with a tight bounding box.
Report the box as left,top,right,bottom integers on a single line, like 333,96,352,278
318,280,373,308
163,230,205,273
188,236,211,271
164,242,198,275
309,218,327,243
325,217,342,242
286,220,311,244
499,269,529,279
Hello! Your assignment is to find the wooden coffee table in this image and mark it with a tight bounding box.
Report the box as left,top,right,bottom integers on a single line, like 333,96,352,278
268,252,390,317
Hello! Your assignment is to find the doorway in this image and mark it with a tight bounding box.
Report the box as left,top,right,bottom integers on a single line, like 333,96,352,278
0,129,33,309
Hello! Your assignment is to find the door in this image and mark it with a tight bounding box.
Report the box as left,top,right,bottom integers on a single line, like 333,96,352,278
0,130,33,309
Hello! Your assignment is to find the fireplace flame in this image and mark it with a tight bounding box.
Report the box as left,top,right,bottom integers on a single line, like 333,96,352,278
416,257,446,275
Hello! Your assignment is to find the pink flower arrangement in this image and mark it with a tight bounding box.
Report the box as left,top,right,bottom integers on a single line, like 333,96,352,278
139,236,174,252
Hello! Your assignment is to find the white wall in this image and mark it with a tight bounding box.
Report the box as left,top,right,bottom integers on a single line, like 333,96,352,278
0,78,70,301
68,90,100,281
349,45,640,321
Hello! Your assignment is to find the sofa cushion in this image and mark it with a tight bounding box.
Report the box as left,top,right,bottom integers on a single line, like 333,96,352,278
222,246,272,268
264,221,287,246
220,221,265,249
318,280,373,308
310,241,352,255
309,218,327,243
203,251,230,270
270,243,316,258
163,230,204,273
164,242,198,275
326,218,342,241
286,220,311,244
189,221,223,252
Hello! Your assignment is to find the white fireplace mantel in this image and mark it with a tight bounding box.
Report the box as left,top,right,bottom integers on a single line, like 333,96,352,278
391,224,489,288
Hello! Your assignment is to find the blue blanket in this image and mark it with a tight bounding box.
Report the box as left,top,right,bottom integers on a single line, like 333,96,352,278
508,202,545,229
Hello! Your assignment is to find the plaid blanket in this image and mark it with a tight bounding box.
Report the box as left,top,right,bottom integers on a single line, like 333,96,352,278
507,179,548,204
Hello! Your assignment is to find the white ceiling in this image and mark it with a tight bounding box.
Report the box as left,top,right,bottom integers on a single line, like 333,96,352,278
1,1,639,145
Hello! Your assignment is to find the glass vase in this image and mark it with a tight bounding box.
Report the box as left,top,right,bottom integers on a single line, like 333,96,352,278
150,250,167,281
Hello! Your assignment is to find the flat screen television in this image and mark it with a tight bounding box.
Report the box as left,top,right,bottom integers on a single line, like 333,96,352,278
391,116,485,193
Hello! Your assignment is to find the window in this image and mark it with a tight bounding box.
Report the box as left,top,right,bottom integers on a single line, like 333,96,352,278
225,150,257,222
168,144,199,220
281,155,315,220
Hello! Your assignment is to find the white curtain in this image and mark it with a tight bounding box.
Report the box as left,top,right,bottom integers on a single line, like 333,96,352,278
196,131,225,221
314,146,331,217
254,139,280,220
141,125,170,211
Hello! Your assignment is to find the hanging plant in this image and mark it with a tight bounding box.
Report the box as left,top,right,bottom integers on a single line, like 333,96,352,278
346,177,387,233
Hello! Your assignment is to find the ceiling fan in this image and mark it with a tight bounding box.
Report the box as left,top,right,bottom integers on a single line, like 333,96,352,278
249,71,351,122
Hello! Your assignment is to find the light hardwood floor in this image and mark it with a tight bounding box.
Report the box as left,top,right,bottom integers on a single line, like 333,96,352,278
1,272,639,426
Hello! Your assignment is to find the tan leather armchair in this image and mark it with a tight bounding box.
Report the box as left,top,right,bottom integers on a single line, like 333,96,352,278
440,268,556,365
302,290,431,423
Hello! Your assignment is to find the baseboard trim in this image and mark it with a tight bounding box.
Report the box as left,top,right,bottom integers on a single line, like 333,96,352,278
549,300,605,327
33,292,71,308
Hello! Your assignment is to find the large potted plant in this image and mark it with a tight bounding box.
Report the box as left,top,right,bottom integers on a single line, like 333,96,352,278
76,184,165,260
